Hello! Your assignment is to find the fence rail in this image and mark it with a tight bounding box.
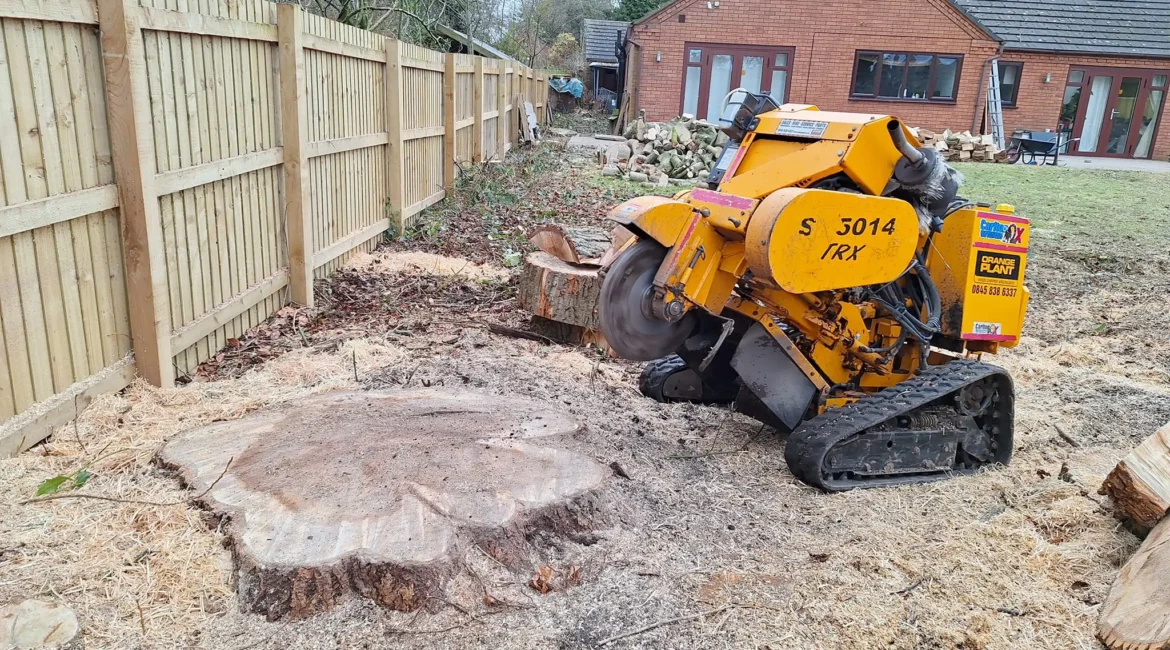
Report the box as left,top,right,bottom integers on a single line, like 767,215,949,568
0,0,549,456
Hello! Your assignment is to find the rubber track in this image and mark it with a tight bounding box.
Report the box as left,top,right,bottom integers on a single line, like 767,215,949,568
639,355,689,401
784,359,1012,492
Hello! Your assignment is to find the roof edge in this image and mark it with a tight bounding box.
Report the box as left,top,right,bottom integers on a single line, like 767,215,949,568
942,0,1003,42
632,0,691,27
1003,45,1170,61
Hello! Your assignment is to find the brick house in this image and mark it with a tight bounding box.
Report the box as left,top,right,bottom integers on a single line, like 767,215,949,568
628,0,1170,160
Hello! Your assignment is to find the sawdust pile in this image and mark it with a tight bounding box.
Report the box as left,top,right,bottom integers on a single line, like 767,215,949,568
1,240,1166,648
346,250,509,281
0,339,405,649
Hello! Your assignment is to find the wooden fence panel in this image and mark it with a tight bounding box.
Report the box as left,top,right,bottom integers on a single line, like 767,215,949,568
0,0,553,454
400,43,445,227
138,0,286,376
303,18,388,278
482,60,500,161
0,6,135,455
453,53,474,166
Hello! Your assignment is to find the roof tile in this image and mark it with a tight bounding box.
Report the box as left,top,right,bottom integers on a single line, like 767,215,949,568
952,0,1170,57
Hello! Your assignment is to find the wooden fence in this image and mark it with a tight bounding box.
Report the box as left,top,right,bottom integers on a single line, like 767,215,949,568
0,0,549,456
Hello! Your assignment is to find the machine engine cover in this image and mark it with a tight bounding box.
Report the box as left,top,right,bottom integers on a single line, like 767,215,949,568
744,188,920,293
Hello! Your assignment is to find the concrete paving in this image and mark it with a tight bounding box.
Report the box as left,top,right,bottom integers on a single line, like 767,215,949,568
566,134,615,152
1013,156,1170,172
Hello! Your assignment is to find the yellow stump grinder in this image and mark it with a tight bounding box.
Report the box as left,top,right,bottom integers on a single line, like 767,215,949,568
599,94,1031,491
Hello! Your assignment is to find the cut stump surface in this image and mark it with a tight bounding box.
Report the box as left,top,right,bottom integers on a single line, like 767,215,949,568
160,389,606,620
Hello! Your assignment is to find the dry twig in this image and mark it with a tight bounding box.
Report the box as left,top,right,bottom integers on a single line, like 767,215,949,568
21,457,234,507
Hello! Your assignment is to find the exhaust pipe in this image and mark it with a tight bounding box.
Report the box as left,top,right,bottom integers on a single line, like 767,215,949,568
887,120,924,164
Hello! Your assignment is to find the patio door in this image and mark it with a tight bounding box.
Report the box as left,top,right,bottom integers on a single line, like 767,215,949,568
680,43,794,122
1069,67,1168,158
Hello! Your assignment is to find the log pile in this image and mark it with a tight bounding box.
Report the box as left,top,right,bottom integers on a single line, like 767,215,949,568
599,113,729,186
1096,421,1170,650
914,128,1008,163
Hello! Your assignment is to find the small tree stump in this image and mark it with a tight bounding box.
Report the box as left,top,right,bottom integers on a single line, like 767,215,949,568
1101,422,1170,535
160,389,606,620
517,252,603,330
1098,517,1170,650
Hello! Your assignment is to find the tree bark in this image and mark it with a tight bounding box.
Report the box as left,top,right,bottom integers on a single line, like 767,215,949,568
517,252,603,329
1101,422,1170,535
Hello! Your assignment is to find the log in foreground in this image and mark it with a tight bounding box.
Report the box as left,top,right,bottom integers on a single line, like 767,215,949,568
1101,422,1170,535
161,389,606,620
517,252,604,330
1098,517,1170,650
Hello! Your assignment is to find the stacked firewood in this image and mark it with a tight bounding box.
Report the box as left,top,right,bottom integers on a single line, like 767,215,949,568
914,128,1008,163
599,114,729,186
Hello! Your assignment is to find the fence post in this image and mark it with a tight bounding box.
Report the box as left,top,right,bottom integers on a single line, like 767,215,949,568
496,63,507,157
277,4,313,307
385,40,406,233
472,57,484,163
442,53,456,192
96,0,174,388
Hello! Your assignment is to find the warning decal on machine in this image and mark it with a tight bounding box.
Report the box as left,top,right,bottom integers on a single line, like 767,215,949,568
775,119,829,138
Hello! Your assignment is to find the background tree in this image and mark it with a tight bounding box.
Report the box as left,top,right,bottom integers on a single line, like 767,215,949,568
612,0,667,22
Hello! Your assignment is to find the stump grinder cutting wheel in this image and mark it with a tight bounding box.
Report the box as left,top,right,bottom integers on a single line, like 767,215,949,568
598,95,1031,491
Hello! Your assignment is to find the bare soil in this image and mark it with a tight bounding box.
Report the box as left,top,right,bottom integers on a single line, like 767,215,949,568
1,148,1167,650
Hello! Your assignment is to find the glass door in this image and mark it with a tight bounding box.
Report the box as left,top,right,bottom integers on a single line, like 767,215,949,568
1071,67,1168,157
680,43,794,122
1135,74,1167,159
1076,75,1113,153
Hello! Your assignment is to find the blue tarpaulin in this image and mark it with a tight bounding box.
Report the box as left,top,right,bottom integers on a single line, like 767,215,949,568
549,77,583,99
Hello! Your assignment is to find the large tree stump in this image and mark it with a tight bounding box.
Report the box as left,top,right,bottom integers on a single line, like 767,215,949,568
528,224,612,265
1101,422,1170,535
1098,517,1170,650
160,389,606,620
517,252,603,330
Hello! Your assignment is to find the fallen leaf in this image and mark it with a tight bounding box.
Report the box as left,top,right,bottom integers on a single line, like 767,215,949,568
529,565,554,594
36,475,70,496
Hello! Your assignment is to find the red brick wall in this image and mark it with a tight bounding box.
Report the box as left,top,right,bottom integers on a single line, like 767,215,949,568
631,0,1170,160
631,0,998,133
1000,51,1170,160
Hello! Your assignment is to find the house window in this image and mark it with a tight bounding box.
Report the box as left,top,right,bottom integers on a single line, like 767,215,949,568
850,51,963,102
998,62,1023,106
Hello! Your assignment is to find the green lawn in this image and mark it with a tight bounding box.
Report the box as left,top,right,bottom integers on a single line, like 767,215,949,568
590,163,1170,254
954,164,1170,252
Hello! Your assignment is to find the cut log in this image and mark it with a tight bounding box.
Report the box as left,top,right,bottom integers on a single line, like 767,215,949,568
516,252,603,329
1098,517,1170,650
160,389,606,620
1101,422,1170,535
528,224,612,265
